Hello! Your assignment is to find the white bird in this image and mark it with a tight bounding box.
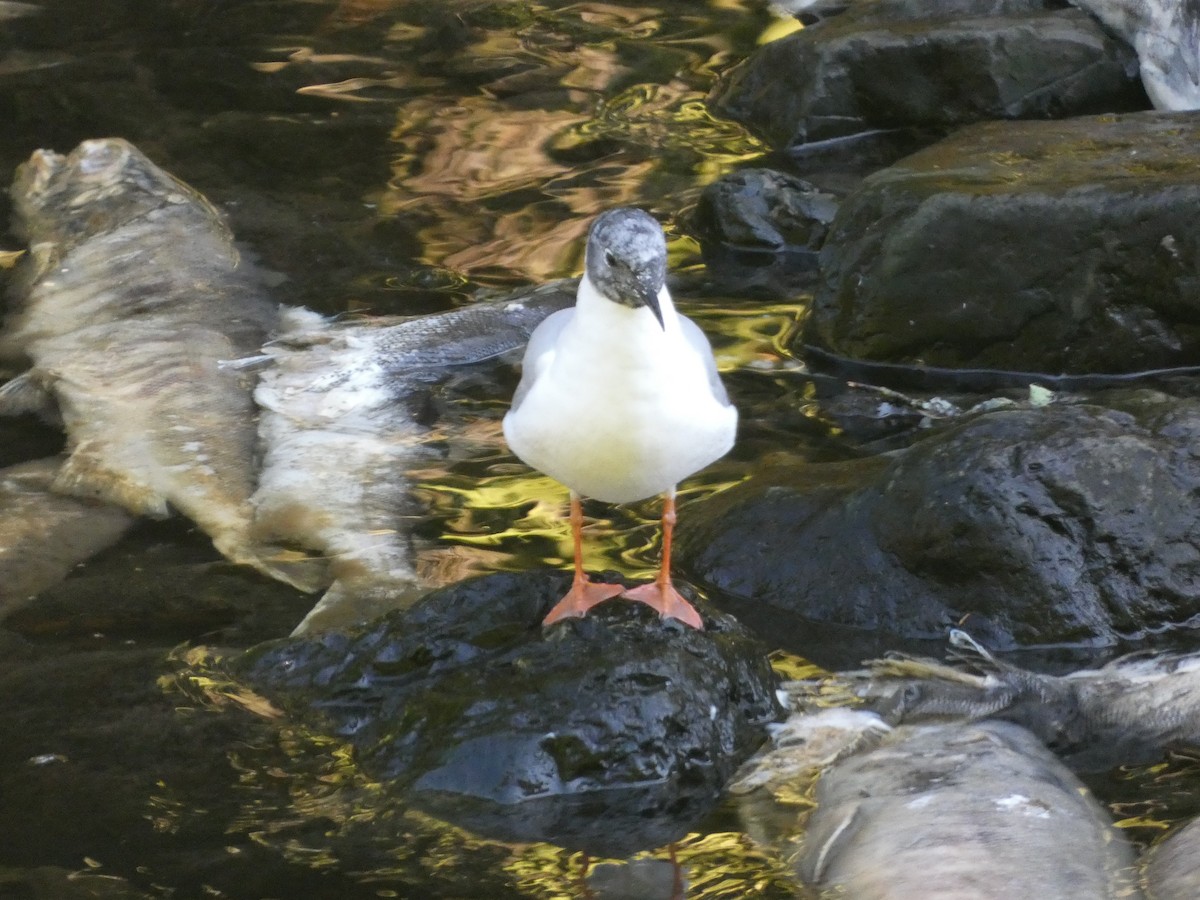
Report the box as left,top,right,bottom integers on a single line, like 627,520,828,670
503,208,738,629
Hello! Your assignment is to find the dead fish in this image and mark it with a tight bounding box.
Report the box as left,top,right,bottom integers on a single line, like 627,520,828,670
0,456,134,618
1069,0,1200,110
0,138,316,591
1144,814,1200,900
249,283,574,634
0,1,40,21
863,630,1200,771
796,720,1139,899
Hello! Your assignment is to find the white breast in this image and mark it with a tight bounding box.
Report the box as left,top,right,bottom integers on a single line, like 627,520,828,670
503,277,737,503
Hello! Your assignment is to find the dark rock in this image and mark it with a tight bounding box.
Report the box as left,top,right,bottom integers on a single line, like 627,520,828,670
694,168,838,253
236,571,781,857
710,0,1145,153
691,167,840,294
677,397,1200,649
802,112,1200,374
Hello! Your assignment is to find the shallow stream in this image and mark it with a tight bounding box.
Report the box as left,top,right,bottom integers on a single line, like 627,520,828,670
0,1,1196,897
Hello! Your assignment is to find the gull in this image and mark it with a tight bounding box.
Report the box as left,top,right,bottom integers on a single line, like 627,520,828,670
503,208,738,629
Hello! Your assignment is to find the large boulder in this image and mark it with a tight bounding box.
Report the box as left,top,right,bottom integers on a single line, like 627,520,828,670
677,396,1200,650
236,571,781,856
710,0,1145,153
801,112,1200,374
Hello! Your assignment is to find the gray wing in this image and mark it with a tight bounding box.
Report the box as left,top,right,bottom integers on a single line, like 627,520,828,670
680,315,732,407
509,307,573,413
371,282,575,373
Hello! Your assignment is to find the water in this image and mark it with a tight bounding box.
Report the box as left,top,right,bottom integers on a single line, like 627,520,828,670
0,1,1193,897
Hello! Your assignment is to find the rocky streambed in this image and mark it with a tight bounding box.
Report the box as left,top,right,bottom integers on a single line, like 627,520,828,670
2,0,1200,897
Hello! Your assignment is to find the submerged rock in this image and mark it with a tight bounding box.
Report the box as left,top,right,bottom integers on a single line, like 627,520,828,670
711,0,1144,153
236,571,781,857
678,397,1200,649
802,112,1200,374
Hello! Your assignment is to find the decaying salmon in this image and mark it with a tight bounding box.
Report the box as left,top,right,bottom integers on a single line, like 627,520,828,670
0,138,317,590
251,283,573,634
0,456,134,618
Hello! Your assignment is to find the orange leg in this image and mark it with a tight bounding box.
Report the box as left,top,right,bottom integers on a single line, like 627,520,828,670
542,493,624,626
622,492,704,629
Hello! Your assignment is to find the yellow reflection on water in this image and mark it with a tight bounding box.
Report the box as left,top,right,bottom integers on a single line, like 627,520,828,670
687,301,808,370
251,0,768,284
757,15,804,45
1106,748,1200,850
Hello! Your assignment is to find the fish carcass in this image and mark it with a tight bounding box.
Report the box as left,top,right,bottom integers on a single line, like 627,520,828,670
863,630,1200,771
1069,0,1200,110
251,283,574,634
0,456,134,618
796,720,1139,899
0,138,315,590
1144,814,1200,900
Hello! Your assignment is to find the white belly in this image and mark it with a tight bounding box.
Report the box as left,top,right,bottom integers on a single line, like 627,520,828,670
503,305,737,503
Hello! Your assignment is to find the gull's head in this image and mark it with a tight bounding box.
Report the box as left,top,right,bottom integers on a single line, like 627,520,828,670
584,207,668,328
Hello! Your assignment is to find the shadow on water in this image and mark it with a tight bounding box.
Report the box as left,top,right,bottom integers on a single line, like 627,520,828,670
1,0,1196,897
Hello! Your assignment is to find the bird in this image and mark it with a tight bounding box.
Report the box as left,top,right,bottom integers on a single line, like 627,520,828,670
503,207,738,630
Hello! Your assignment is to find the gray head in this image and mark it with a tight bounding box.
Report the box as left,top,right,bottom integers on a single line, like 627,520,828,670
585,207,668,328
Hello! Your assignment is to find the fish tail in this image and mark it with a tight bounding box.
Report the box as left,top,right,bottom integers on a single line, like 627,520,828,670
53,444,171,517
290,575,425,637
0,371,60,423
211,531,330,594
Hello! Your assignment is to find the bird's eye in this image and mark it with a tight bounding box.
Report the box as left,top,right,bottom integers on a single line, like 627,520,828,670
604,249,616,267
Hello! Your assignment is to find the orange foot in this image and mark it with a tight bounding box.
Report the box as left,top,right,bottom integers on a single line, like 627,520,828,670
542,578,625,626
620,582,704,630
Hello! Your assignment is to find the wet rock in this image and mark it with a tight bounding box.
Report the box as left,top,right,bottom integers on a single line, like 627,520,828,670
236,571,781,857
1144,815,1200,900
678,397,1200,649
801,112,1200,374
692,167,839,294
796,721,1137,899
711,0,1145,153
694,168,838,253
